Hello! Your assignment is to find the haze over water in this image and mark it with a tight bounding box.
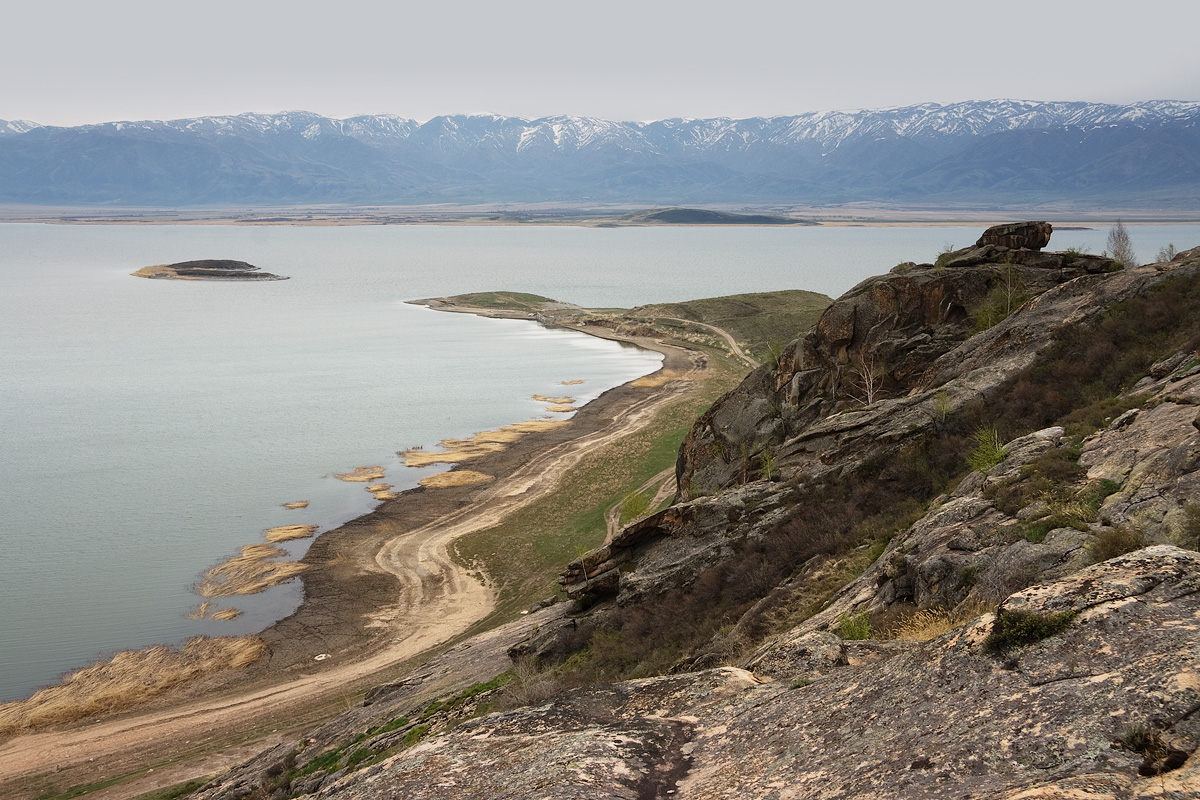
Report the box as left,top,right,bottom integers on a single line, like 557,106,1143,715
1,222,1195,702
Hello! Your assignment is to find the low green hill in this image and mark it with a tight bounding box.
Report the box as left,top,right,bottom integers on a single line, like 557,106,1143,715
629,290,832,362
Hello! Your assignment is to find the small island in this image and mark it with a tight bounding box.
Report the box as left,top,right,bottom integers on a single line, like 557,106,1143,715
131,259,288,281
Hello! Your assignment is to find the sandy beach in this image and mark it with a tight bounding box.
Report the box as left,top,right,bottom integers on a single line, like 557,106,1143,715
0,313,711,800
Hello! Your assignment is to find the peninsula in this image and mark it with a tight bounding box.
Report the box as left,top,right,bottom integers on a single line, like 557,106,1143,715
131,259,288,281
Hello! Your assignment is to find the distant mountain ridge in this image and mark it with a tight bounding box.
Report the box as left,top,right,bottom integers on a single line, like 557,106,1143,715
2,100,1198,207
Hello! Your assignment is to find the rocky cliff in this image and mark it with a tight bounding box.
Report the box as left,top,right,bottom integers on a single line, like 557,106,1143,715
193,225,1200,799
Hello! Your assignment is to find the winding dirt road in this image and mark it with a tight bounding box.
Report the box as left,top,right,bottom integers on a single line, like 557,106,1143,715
0,337,708,800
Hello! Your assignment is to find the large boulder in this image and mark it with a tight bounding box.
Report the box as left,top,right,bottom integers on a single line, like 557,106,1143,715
976,221,1053,250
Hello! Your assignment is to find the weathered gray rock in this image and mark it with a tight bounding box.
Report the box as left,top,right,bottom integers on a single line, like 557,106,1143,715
277,549,1200,799
976,220,1053,250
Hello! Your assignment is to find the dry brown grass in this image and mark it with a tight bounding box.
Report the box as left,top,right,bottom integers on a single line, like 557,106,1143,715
544,404,576,413
211,608,242,621
419,470,496,489
186,602,210,620
560,379,585,386
263,524,318,542
195,543,308,597
130,264,172,279
531,394,575,404
889,601,993,642
400,420,568,467
631,369,692,388
283,500,309,509
0,636,266,735
334,465,385,482
367,482,398,500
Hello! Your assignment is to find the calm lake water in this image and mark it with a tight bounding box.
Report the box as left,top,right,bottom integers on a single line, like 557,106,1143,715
1,221,1196,701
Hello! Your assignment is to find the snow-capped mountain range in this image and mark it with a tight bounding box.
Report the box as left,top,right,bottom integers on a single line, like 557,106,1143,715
1,100,1197,207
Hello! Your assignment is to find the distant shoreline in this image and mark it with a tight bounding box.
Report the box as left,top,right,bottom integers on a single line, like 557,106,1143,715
3,205,1199,228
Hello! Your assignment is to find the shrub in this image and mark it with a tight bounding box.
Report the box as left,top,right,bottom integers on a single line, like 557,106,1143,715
1156,243,1178,263
983,609,1075,655
934,242,957,270
1089,525,1148,562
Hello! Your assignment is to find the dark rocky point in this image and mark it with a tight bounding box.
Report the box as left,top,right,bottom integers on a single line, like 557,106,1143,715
976,220,1053,250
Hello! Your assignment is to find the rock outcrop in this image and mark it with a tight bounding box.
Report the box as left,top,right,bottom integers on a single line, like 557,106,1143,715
564,237,1193,614
222,548,1200,799
976,220,1053,250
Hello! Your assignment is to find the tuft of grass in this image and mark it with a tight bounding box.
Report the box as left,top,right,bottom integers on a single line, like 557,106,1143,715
967,427,1007,474
402,723,432,748
889,602,991,642
934,242,957,270
838,611,872,640
983,609,1075,655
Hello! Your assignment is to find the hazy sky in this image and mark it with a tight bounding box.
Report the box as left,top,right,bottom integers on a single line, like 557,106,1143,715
5,0,1198,126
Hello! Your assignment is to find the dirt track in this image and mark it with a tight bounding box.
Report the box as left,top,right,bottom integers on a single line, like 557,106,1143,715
0,330,708,800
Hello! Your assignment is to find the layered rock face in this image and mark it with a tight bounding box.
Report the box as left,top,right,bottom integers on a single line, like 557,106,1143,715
239,548,1200,800
563,229,1181,612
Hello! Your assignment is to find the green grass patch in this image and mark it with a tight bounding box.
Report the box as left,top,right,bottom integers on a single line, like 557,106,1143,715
129,778,215,800
984,609,1076,655
838,611,872,640
433,291,560,312
628,290,831,363
453,348,745,621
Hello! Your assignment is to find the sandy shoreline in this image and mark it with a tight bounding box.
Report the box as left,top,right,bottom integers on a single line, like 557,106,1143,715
0,310,708,799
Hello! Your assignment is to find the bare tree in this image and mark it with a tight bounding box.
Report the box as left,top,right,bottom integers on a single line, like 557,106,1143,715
848,349,885,406
1156,243,1178,263
1106,220,1138,267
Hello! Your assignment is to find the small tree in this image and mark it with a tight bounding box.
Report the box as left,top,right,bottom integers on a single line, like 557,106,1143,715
1156,243,1178,263
848,349,885,406
1107,221,1138,268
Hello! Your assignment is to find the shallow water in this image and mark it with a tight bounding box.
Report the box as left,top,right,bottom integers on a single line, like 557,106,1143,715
1,221,1195,701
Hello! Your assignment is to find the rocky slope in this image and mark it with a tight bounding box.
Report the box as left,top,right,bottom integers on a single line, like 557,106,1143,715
193,225,1200,799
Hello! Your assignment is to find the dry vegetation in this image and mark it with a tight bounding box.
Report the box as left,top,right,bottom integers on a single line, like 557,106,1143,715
419,470,496,489
195,543,308,597
283,501,309,509
631,368,695,388
400,420,568,467
264,524,318,542
0,637,266,736
334,466,385,482
367,483,397,500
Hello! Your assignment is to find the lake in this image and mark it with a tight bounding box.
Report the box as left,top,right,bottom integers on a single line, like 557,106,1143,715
1,221,1195,701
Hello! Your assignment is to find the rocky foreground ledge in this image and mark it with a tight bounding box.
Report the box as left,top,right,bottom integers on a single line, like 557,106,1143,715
131,259,288,281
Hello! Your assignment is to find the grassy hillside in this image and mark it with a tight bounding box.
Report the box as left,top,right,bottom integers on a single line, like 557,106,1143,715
629,290,832,362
